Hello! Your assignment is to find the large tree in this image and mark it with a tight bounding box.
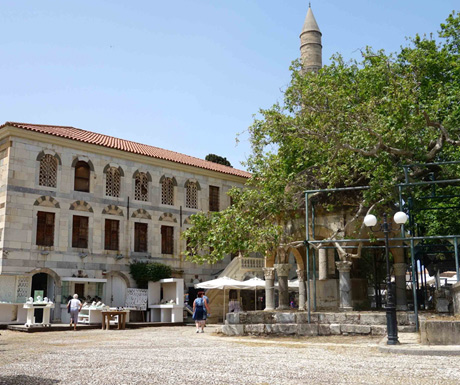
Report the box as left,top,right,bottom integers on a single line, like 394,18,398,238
184,12,460,264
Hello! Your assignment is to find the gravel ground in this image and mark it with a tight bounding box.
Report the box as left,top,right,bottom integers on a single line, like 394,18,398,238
1,326,460,385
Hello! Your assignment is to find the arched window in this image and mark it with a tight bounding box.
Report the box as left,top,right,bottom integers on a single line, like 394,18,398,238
74,161,90,192
185,181,198,209
161,177,174,205
134,172,149,201
39,154,58,188
106,167,121,197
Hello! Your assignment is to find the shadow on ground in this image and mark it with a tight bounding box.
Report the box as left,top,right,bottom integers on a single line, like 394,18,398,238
0,375,60,385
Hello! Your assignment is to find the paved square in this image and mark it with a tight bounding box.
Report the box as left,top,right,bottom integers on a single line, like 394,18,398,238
1,326,460,384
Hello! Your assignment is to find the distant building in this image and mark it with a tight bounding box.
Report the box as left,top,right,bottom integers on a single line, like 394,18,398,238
0,121,249,322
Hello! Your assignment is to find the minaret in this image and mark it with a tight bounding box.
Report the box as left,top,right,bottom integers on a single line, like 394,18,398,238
300,4,322,72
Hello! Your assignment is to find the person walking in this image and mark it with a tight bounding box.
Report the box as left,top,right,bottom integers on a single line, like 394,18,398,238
67,294,82,331
203,293,210,327
192,291,210,333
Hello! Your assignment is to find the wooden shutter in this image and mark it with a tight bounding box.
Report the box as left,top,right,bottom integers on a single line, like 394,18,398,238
37,211,55,246
134,223,148,252
72,216,88,248
105,219,119,250
209,186,220,212
161,226,173,254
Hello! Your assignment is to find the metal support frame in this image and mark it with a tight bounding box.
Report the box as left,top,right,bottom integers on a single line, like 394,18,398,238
304,162,460,331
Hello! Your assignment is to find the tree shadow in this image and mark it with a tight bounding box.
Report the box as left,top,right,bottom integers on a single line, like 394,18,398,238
0,375,60,384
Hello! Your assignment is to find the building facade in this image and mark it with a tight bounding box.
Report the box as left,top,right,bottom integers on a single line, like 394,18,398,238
0,122,249,322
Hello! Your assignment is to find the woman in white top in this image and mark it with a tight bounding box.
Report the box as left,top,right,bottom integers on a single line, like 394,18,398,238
67,294,82,331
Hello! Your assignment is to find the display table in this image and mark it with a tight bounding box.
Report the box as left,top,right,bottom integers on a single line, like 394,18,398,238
0,303,28,323
148,278,184,323
149,304,183,322
101,310,129,330
23,303,55,327
78,308,105,324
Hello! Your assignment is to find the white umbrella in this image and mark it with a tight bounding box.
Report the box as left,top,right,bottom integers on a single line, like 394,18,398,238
242,277,266,310
242,277,266,289
195,277,250,321
194,276,247,290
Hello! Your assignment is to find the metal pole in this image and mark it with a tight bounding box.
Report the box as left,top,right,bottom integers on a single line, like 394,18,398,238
410,238,419,331
312,204,317,312
305,192,311,324
455,237,460,283
306,243,311,324
312,248,317,311
383,213,399,345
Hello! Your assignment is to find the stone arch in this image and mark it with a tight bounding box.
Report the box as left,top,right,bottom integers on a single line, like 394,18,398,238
158,212,177,223
132,170,152,182
71,156,94,171
183,216,192,225
159,175,177,186
105,270,131,287
289,247,305,271
102,205,124,216
131,208,152,220
103,163,124,177
36,150,62,165
33,196,60,208
26,267,62,287
69,200,94,213
184,179,201,190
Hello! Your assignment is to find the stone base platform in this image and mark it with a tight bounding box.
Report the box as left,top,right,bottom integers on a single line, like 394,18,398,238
7,322,185,333
222,310,416,337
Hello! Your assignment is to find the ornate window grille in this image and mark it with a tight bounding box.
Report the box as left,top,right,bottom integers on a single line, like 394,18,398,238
106,167,121,197
161,177,174,205
39,154,58,188
134,173,149,201
185,181,198,209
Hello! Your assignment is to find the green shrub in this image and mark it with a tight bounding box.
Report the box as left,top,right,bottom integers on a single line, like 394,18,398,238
129,262,172,288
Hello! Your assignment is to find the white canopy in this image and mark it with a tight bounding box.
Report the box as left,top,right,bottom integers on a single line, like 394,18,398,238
194,276,250,290
241,277,266,289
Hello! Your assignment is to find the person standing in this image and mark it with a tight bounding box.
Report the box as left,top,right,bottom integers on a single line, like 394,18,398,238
192,291,210,333
67,294,82,331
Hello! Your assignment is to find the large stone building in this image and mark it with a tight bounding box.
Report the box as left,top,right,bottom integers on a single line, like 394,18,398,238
0,121,249,322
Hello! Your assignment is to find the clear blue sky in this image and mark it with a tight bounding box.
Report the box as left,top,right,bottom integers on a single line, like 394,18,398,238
1,1,457,170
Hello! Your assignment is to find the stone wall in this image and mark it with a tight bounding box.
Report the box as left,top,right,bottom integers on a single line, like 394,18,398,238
222,310,417,337
453,282,460,315
420,319,460,345
0,134,246,299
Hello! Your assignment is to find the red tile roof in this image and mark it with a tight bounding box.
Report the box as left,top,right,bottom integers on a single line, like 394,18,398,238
1,122,251,178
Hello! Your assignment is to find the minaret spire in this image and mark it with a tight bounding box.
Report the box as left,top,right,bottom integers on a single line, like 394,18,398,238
300,5,322,72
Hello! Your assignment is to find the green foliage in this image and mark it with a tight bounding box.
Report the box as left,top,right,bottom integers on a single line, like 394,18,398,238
205,154,232,167
129,262,172,289
184,12,460,264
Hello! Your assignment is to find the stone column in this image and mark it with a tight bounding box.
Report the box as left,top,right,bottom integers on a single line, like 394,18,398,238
263,267,275,311
318,248,328,280
275,263,290,310
336,261,353,311
52,284,62,323
393,263,408,310
297,269,306,310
